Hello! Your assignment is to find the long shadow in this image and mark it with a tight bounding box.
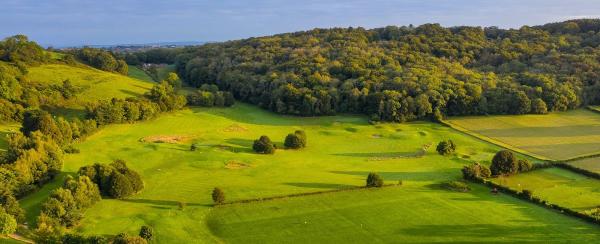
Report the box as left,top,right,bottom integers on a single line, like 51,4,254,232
119,89,143,97
330,169,459,182
224,138,256,153
332,151,418,158
284,182,356,189
120,198,212,207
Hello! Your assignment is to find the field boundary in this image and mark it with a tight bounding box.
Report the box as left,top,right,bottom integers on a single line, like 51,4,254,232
218,184,401,206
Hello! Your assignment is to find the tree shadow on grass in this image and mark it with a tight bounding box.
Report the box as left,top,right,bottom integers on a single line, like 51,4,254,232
330,170,459,182
120,198,212,207
284,182,356,189
331,151,418,158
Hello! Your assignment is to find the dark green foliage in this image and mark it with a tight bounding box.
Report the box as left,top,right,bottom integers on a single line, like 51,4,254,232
190,143,198,151
284,130,307,149
441,181,471,192
531,98,548,114
436,140,456,155
146,81,187,112
518,159,533,172
212,187,225,204
366,173,384,187
77,160,144,199
86,97,160,125
0,192,25,222
253,135,275,154
69,48,128,74
521,189,534,200
186,85,235,107
0,35,49,65
113,233,148,244
139,225,154,240
61,234,108,244
462,163,492,180
490,150,518,176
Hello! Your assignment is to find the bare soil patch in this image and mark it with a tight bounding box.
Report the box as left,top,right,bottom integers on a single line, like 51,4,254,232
141,135,191,144
223,124,249,132
225,160,252,169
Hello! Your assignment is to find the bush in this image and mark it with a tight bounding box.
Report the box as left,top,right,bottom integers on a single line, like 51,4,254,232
190,143,198,151
521,189,534,200
490,150,518,176
518,159,533,172
284,130,307,149
461,163,491,180
0,209,17,235
366,173,384,187
253,135,275,154
78,160,144,199
139,225,154,240
212,187,225,205
436,140,456,155
113,233,148,244
441,181,471,192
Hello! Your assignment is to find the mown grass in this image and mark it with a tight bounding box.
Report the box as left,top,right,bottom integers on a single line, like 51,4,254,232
493,167,600,212
447,109,600,160
18,104,600,242
208,185,600,243
569,157,600,173
127,66,155,82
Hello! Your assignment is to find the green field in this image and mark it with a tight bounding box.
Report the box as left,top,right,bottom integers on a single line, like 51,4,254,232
569,157,600,173
209,185,600,243
18,104,600,242
494,167,600,212
127,66,155,82
447,109,600,160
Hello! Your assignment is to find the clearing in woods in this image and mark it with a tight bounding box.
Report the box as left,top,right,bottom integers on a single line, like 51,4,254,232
18,104,600,243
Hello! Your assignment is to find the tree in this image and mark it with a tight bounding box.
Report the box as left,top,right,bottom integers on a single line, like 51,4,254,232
139,225,154,241
212,187,225,204
518,159,533,172
436,140,456,155
114,233,148,244
284,130,307,149
108,172,134,199
531,98,548,114
366,173,384,187
0,209,17,235
190,143,198,151
490,150,518,176
461,163,491,180
253,135,275,154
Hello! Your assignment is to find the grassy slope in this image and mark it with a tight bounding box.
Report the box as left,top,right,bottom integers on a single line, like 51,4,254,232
493,167,600,211
19,104,599,242
25,64,154,118
446,109,600,160
569,157,600,173
209,185,600,243
127,66,155,83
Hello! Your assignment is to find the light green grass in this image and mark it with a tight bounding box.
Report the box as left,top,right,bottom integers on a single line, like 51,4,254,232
493,167,600,211
569,157,600,173
447,109,600,160
208,185,600,243
0,124,19,152
19,104,599,242
0,237,23,244
127,66,155,82
156,64,175,81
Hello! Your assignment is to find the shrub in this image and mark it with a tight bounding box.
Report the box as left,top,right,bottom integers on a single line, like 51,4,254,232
178,201,186,210
109,173,135,199
441,181,471,192
0,209,17,235
521,189,534,200
190,143,198,151
490,150,518,176
284,130,307,149
366,173,384,187
139,225,154,241
436,140,456,155
518,159,533,172
212,187,225,205
78,160,144,199
114,233,148,244
461,163,491,180
253,135,275,154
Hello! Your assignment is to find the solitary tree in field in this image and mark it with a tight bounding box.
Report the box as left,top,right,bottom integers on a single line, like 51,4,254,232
212,187,225,205
490,150,518,176
253,135,275,154
139,225,154,241
436,140,456,155
366,173,384,187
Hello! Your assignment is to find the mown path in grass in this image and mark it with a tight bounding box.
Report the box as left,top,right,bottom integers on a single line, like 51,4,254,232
18,104,600,242
208,184,600,243
446,109,600,161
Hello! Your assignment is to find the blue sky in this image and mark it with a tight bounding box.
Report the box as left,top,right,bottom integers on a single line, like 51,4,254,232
2,0,600,47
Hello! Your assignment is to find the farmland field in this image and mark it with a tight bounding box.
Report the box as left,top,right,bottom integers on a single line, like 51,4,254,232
493,167,600,212
18,104,600,243
569,157,600,173
446,109,600,160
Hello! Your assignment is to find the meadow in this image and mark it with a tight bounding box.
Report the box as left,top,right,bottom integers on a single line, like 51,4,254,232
569,157,600,173
127,66,155,83
446,109,600,160
18,104,600,243
493,167,600,212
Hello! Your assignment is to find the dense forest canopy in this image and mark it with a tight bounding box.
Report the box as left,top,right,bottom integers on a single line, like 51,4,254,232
128,19,600,121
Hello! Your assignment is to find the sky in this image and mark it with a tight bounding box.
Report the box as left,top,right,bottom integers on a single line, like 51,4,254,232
2,0,600,47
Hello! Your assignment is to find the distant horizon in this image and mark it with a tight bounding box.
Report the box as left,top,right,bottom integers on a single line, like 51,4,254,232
2,0,600,47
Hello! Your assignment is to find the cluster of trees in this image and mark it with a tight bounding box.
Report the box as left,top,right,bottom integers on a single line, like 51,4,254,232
134,20,598,121
252,135,276,154
78,160,144,199
86,81,186,125
186,84,235,107
436,140,456,155
0,35,49,65
68,48,128,74
35,175,102,242
490,150,532,176
462,162,492,180
284,130,307,149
